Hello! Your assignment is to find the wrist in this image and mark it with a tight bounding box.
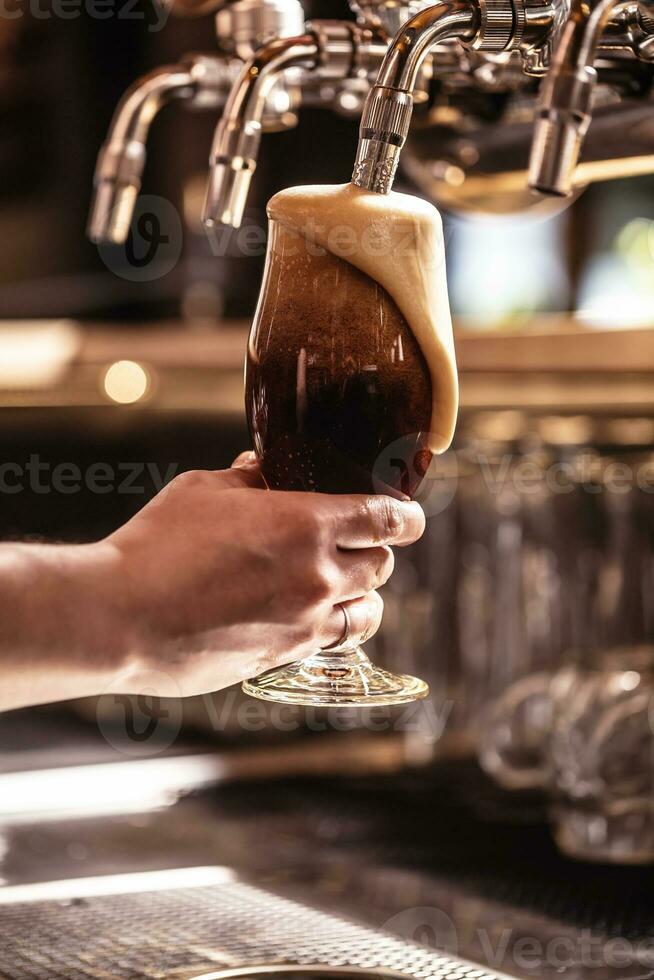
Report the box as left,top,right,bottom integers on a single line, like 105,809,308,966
66,540,141,682
0,540,141,708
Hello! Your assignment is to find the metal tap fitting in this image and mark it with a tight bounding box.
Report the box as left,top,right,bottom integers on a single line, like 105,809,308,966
350,0,538,193
88,55,231,245
203,22,381,228
528,0,635,195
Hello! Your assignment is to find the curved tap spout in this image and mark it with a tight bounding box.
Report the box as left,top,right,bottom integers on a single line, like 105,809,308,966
202,33,319,229
202,21,380,229
88,57,230,244
528,0,635,195
351,0,484,193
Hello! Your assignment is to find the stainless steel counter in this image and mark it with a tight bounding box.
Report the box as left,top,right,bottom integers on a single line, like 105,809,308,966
0,710,652,980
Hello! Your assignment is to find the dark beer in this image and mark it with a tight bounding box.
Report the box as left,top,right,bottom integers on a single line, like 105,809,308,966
245,222,433,498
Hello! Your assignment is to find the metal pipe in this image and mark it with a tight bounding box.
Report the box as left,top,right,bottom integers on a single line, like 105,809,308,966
528,0,634,195
202,33,319,229
88,66,196,245
351,0,482,193
88,55,231,244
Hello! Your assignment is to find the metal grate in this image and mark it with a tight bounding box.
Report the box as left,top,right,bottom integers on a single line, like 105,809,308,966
0,870,507,980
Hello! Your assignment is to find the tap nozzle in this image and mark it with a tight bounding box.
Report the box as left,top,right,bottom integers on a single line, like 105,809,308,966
202,33,319,229
351,0,525,193
203,22,377,228
88,56,230,244
528,0,628,196
529,65,595,195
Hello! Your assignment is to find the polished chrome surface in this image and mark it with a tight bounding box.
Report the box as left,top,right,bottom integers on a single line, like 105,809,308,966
88,56,232,245
2,749,654,980
402,82,654,214
202,33,319,229
87,0,654,228
215,0,305,59
348,0,571,194
0,865,508,980
203,22,383,228
192,968,434,979
351,1,480,192
527,0,636,195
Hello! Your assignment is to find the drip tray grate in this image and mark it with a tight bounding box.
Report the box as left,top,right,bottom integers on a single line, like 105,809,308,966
0,868,508,980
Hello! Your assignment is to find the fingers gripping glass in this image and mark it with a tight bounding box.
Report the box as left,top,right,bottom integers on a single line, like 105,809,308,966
242,217,432,706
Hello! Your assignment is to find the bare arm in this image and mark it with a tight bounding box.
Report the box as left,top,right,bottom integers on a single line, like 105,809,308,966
0,540,130,711
0,453,425,712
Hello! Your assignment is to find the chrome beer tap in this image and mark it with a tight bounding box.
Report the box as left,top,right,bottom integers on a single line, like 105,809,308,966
351,0,559,193
88,0,308,244
88,0,654,240
88,56,233,245
529,0,654,196
202,22,387,228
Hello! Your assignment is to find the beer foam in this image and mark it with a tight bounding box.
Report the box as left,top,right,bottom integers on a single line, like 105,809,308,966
267,183,458,455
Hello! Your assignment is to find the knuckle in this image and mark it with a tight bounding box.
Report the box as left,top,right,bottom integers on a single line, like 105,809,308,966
303,565,334,603
370,496,404,542
292,505,325,546
172,469,209,492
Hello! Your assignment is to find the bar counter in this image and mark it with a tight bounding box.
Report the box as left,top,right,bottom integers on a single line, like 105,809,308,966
0,708,652,980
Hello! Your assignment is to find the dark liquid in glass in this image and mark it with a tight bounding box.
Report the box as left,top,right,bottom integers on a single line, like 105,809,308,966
246,224,433,497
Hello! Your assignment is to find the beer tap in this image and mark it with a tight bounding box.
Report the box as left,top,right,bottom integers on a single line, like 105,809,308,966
88,0,308,244
87,0,654,240
351,0,558,193
202,22,387,228
528,0,653,196
88,56,233,245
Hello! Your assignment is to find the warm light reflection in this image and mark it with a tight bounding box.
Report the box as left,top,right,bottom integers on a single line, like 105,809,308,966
0,320,80,390
0,867,234,905
103,359,150,404
0,754,224,825
620,670,640,692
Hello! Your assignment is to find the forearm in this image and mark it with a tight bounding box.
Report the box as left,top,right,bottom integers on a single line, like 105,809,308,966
0,542,134,711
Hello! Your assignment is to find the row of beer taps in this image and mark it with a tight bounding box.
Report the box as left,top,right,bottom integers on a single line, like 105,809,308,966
87,0,654,242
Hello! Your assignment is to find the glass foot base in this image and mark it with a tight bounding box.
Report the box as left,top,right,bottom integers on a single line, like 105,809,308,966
552,801,654,864
242,647,429,706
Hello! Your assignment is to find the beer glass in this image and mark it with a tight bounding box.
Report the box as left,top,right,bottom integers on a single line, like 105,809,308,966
242,215,434,705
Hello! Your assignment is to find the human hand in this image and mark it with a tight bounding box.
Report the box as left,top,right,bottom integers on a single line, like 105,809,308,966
107,451,426,697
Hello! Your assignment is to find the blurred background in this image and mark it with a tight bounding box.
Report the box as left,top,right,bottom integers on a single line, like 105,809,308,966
0,0,652,809
0,0,653,975
2,0,654,324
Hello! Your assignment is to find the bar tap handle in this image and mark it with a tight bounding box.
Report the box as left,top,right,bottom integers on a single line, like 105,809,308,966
88,55,232,245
